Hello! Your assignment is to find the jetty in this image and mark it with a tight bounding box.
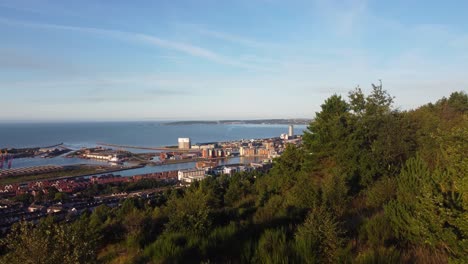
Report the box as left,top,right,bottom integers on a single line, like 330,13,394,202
97,143,200,153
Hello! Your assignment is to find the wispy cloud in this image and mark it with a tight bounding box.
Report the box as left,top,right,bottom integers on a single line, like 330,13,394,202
133,34,254,69
144,88,190,96
0,1,57,16
0,17,267,71
311,0,368,36
0,49,52,70
2,75,194,91
0,1,85,18
76,94,159,104
0,48,85,74
27,87,189,104
196,27,271,48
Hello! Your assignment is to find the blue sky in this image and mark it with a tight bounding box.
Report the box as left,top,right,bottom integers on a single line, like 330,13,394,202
0,0,467,121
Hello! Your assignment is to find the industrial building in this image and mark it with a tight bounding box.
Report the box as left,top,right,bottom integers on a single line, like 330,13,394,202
178,138,191,149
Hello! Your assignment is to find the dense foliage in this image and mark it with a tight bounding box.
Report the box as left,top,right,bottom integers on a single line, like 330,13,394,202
1,86,466,263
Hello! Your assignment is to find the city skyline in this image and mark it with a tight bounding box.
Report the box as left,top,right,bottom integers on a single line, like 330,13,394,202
1,0,467,121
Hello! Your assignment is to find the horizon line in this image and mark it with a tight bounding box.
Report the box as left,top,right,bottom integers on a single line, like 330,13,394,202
0,118,313,123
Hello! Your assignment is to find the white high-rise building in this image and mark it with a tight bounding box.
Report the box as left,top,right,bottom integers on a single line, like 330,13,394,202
178,138,191,149
288,125,294,137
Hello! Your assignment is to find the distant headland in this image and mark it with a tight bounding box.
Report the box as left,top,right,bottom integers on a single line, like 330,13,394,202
163,119,312,126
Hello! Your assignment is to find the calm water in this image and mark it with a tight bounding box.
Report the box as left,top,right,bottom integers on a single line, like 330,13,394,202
0,122,307,171
90,157,265,177
0,122,306,149
7,156,109,168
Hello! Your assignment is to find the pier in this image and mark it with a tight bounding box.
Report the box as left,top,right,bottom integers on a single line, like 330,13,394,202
97,142,200,153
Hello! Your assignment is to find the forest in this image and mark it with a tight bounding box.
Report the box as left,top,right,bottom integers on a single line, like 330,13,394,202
1,85,466,264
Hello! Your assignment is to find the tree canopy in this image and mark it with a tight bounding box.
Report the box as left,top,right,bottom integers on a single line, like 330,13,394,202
1,87,466,264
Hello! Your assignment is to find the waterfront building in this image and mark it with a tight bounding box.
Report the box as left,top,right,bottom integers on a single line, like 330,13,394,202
84,153,113,160
223,166,238,175
202,149,209,159
178,138,191,149
240,147,257,157
269,151,280,159
224,149,233,156
239,146,246,156
263,141,275,150
216,149,224,157
289,125,294,137
178,168,207,183
257,148,270,156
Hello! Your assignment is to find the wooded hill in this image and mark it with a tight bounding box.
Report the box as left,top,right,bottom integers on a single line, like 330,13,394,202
1,85,466,264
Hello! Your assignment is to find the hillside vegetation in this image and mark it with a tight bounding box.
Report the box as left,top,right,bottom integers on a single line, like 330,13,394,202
1,85,467,264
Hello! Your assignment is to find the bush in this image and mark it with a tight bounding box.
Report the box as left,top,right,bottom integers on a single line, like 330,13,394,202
294,207,342,264
355,247,401,264
254,228,291,264
365,176,397,209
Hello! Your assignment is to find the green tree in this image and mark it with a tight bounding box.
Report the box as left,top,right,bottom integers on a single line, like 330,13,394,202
53,192,68,202
447,91,468,113
13,193,33,204
294,207,342,264
165,188,213,235
385,156,467,262
303,84,410,191
256,144,306,207
45,187,59,201
303,94,350,173
320,173,349,218
0,219,99,264
224,172,254,207
254,228,291,264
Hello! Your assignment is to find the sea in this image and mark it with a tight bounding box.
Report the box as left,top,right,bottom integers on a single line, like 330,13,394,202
0,122,307,175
